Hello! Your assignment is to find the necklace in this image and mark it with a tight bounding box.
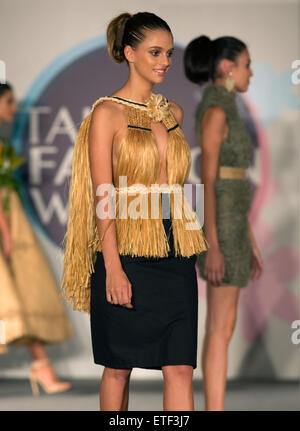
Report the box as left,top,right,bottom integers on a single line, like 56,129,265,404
109,93,171,122
110,95,149,107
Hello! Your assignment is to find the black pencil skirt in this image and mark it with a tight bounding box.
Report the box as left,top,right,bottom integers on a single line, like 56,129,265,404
90,193,199,370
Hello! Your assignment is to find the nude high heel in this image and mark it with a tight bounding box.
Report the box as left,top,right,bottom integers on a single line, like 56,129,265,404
29,358,71,396
29,376,40,396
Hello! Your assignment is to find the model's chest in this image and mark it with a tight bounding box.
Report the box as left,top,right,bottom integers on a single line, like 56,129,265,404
113,118,169,161
112,106,189,186
112,120,170,185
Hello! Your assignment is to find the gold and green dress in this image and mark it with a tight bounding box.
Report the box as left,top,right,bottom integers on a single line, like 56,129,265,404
196,84,253,288
0,138,73,353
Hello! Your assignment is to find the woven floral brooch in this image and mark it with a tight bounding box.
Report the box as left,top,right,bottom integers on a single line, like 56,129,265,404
146,93,170,122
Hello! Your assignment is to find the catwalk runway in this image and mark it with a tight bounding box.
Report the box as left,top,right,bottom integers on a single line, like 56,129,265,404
0,378,299,410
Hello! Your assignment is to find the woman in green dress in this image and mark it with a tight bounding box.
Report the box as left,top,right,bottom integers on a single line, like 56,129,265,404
184,36,263,410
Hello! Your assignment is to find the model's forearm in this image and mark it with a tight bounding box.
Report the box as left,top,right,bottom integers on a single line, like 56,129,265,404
203,181,219,250
0,197,10,237
248,220,257,249
95,214,123,273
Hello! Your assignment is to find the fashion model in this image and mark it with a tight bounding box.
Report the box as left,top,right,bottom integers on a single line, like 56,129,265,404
0,83,73,395
61,12,207,411
184,36,263,410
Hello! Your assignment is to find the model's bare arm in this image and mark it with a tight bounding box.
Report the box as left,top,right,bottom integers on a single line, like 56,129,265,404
88,102,133,307
89,103,120,271
0,197,12,259
199,105,227,285
248,220,263,280
0,198,9,235
200,106,226,248
169,101,184,127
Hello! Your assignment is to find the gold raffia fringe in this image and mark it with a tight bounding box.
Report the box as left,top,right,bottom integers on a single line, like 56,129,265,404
60,111,96,314
60,95,208,313
96,187,209,258
113,191,171,257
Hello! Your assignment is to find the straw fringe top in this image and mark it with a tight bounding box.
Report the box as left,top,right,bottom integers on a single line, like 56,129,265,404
61,93,208,313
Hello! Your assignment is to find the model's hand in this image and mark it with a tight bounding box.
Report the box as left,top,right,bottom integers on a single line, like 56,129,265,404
1,229,13,261
105,268,133,308
204,246,225,286
250,245,263,280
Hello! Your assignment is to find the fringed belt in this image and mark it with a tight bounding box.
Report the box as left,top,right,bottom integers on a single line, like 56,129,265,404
114,184,183,194
98,184,185,244
217,166,247,179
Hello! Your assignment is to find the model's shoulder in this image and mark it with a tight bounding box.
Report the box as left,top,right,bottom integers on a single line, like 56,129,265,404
196,85,228,120
168,100,183,125
89,97,127,136
90,97,127,127
202,104,226,123
93,97,126,114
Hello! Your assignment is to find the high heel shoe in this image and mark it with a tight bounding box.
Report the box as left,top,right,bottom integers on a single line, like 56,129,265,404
29,358,71,396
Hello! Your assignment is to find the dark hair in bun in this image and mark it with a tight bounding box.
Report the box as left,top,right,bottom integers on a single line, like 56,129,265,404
0,82,12,98
184,35,247,85
106,11,172,64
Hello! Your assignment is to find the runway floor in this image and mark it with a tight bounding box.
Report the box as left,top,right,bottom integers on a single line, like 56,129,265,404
0,378,299,411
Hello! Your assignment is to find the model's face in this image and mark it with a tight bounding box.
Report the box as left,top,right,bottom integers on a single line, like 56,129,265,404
231,49,253,92
0,90,18,122
125,29,174,84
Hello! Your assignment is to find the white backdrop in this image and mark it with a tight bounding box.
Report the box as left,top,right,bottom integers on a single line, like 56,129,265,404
0,0,299,380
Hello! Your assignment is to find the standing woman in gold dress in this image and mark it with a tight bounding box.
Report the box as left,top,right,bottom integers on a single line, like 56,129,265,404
0,82,73,395
184,36,263,410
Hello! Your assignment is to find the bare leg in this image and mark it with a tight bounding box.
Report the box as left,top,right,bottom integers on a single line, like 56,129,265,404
27,340,71,393
100,367,132,411
162,365,194,411
28,340,48,360
28,341,57,381
121,376,130,411
202,283,240,411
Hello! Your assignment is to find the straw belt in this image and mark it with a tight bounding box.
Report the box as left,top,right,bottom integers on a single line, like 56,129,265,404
217,166,247,179
114,184,183,194
98,184,185,244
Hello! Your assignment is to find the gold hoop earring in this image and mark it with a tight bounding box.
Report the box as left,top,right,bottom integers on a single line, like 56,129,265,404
225,73,235,92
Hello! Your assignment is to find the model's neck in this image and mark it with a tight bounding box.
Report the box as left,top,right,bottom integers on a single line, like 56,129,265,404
119,76,154,104
213,78,237,93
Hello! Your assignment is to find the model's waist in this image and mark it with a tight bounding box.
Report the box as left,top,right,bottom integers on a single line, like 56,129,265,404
217,166,247,180
113,184,183,194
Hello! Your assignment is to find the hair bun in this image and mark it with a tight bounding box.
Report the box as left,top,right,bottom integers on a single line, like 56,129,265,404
184,35,214,84
107,12,132,63
115,17,130,49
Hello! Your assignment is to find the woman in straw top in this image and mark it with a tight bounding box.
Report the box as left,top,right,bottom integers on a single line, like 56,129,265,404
184,36,263,410
0,82,73,396
61,12,207,411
